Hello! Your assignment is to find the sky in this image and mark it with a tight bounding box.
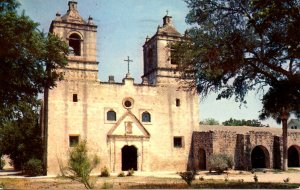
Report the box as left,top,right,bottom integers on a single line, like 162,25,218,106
19,0,281,127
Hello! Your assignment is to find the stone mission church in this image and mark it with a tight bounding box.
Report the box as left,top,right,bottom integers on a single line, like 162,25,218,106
43,1,199,175
42,1,300,176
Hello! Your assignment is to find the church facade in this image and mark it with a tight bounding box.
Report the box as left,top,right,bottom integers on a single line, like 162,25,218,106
42,1,300,176
43,1,199,176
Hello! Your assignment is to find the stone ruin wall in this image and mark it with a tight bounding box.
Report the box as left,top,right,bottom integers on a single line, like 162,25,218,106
190,126,300,171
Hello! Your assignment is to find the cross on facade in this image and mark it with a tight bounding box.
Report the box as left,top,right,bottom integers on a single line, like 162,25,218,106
124,56,133,74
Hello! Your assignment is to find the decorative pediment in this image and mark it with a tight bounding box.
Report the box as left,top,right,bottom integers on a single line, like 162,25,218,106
61,1,86,24
107,111,150,139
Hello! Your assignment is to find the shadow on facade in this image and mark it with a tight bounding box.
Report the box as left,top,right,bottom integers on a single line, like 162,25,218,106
273,136,282,169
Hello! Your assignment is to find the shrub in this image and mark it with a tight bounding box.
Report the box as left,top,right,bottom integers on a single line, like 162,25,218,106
59,140,100,189
224,174,229,182
253,174,258,182
100,166,110,177
23,158,43,176
118,171,125,177
199,176,204,181
126,168,134,176
178,171,196,186
208,154,233,174
283,177,290,183
0,157,5,170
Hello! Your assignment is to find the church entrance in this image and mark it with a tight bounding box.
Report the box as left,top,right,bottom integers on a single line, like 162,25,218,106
199,148,206,170
288,145,300,167
251,146,269,168
122,145,138,171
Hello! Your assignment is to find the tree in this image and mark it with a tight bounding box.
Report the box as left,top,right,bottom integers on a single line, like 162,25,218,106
173,0,300,171
200,118,219,125
60,140,100,189
0,0,68,169
222,118,267,127
0,101,42,170
0,0,68,122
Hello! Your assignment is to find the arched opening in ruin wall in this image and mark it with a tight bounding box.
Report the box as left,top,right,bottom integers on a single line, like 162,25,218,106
288,145,300,167
251,145,270,169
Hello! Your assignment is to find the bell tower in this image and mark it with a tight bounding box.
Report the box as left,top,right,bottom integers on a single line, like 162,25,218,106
49,1,98,81
142,14,182,85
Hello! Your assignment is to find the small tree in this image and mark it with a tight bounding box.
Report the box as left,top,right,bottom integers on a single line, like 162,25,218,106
200,118,219,125
60,140,100,189
0,156,5,170
208,154,233,174
178,171,196,186
222,118,267,127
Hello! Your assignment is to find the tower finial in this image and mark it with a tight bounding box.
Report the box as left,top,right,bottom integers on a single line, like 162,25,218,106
166,10,169,16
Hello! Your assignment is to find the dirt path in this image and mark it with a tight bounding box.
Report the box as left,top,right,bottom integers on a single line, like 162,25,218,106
0,169,300,189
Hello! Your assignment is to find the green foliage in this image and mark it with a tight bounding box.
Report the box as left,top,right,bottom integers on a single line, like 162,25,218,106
0,102,42,170
0,0,68,119
23,158,43,176
0,0,67,171
178,171,196,186
173,0,300,119
126,168,134,176
0,156,5,170
117,171,125,177
200,118,219,125
222,118,267,127
100,166,110,177
259,80,300,122
208,154,233,174
60,140,100,189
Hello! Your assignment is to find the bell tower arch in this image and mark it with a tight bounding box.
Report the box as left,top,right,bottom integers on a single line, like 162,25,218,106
49,1,98,81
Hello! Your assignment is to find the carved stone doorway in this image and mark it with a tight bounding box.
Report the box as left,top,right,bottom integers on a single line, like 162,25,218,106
122,145,138,171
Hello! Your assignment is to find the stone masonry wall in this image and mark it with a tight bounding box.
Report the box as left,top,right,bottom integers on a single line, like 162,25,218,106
191,126,300,171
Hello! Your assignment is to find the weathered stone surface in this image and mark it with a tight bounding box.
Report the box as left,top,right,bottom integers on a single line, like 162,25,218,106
191,126,300,171
44,1,199,176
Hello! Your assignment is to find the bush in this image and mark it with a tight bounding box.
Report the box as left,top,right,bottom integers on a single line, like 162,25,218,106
208,153,233,174
100,166,110,177
126,168,134,176
0,157,5,170
253,174,258,182
283,177,290,183
23,158,43,176
178,171,196,186
118,171,125,177
59,140,100,189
